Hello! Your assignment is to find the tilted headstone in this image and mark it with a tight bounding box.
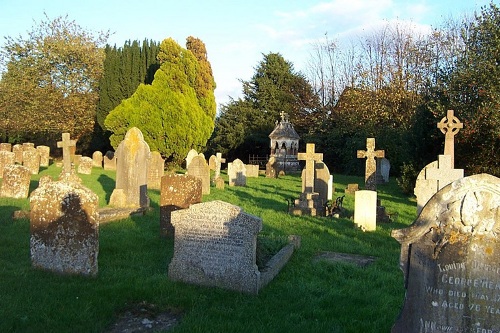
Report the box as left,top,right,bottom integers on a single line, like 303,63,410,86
12,144,23,164
354,190,377,231
265,156,278,178
0,143,12,152
103,151,116,171
185,149,198,169
228,159,247,186
209,155,217,171
36,145,50,167
357,138,385,191
77,156,93,175
168,200,262,294
0,151,15,178
160,174,202,236
391,174,500,333
30,180,99,276
109,127,150,208
245,164,259,178
437,109,462,168
92,151,103,168
0,164,31,198
214,152,226,179
186,155,210,195
147,151,165,190
22,147,40,175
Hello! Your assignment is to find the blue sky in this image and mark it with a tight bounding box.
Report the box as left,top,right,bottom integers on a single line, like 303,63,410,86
0,0,496,109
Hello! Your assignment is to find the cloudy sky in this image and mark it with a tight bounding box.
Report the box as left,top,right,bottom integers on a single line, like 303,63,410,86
0,0,495,109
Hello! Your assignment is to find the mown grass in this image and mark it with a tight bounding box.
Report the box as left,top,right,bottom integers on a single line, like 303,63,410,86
0,164,417,333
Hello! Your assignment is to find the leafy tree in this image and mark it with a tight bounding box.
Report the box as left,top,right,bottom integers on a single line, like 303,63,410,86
0,13,108,145
104,37,216,165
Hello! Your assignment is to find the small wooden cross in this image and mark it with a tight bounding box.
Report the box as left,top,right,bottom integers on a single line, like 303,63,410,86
437,110,463,168
357,138,385,191
298,143,323,193
57,133,76,174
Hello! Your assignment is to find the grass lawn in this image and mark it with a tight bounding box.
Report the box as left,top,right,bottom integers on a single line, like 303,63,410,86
0,163,417,333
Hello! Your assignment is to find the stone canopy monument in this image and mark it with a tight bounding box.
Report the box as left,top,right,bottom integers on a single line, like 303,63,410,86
391,174,500,333
268,112,300,173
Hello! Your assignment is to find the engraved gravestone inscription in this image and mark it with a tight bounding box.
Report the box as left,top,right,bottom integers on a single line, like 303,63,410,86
391,174,500,333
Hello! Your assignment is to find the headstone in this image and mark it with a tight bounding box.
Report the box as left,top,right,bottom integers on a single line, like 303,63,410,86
214,152,226,179
0,151,15,178
345,183,359,194
12,144,23,164
36,145,50,167
377,157,390,183
103,151,116,171
426,155,464,191
208,155,217,171
354,190,377,231
185,149,198,169
245,164,259,178
73,154,82,167
147,151,165,190
92,151,103,168
0,143,12,152
437,109,463,168
22,147,40,175
77,156,93,175
57,133,76,175
357,138,385,191
168,200,262,294
391,174,500,333
0,164,31,198
228,159,246,186
265,156,278,178
186,155,210,195
109,127,150,208
215,177,225,190
160,174,202,236
302,161,331,206
22,142,35,150
30,180,99,276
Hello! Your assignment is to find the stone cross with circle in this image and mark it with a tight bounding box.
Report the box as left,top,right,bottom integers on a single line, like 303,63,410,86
437,109,463,168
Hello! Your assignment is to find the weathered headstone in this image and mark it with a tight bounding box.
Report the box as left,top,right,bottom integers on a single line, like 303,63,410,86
22,142,35,150
22,147,40,175
57,133,76,175
30,180,99,276
103,151,116,171
0,164,31,198
185,149,198,169
109,127,150,208
0,143,12,152
354,190,377,231
186,155,210,195
0,151,15,178
160,174,202,236
391,174,500,333
77,156,93,175
245,164,259,178
208,155,217,171
215,177,225,190
214,152,226,179
36,145,50,167
168,200,262,294
357,138,385,191
265,156,278,178
437,109,462,168
377,157,390,183
12,144,23,164
92,151,103,168
301,161,331,206
147,151,165,190
228,159,247,186
345,183,359,195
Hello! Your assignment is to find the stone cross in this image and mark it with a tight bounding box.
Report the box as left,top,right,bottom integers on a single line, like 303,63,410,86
425,154,464,191
437,109,463,168
357,138,385,191
215,152,226,179
298,143,323,193
57,133,76,174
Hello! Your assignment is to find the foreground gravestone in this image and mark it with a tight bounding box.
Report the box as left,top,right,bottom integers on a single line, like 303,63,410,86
36,145,50,167
357,138,385,191
354,190,377,231
0,164,31,198
228,159,247,186
30,180,99,276
147,151,165,190
110,127,150,208
391,174,500,333
186,155,210,195
160,174,202,237
168,200,262,294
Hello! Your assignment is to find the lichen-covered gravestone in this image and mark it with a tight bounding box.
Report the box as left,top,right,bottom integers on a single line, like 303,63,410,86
0,142,12,152
22,147,40,175
109,127,150,208
92,151,103,168
0,151,15,178
185,149,198,169
228,159,246,186
301,161,331,206
391,174,500,333
30,180,99,276
0,164,31,198
12,144,23,164
160,174,202,237
168,200,262,294
36,145,50,167
77,156,93,175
